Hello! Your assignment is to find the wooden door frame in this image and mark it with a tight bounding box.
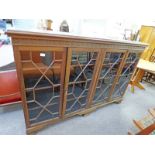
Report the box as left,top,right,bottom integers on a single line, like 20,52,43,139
87,49,129,107
108,50,129,101
86,49,106,108
13,45,67,128
62,47,102,117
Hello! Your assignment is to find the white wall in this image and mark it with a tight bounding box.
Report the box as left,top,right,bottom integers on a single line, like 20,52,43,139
11,19,155,40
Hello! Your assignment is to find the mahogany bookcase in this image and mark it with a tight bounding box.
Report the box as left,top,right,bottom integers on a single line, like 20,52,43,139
7,30,147,134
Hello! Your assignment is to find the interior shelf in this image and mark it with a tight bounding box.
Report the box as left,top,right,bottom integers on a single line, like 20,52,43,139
22,62,62,72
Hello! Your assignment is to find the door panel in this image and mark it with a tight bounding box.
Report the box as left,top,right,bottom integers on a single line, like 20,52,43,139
111,53,140,99
64,48,99,114
92,52,124,105
20,48,66,125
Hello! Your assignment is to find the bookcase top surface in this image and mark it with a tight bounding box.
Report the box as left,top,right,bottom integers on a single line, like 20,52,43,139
7,29,147,47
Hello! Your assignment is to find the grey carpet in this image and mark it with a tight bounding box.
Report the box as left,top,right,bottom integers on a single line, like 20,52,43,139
0,62,15,71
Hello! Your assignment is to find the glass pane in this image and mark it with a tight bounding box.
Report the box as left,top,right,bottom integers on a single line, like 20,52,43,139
93,52,123,105
112,53,139,99
65,51,98,114
21,50,63,125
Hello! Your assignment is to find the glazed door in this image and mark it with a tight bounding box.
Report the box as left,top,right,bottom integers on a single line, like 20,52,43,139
91,51,125,105
111,52,140,99
19,47,66,126
63,48,100,115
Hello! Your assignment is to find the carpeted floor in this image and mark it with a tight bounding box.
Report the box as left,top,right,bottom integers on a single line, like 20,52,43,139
0,62,15,71
0,82,155,135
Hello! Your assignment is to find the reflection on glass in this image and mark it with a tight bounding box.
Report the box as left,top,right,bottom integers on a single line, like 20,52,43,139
21,51,62,125
65,51,97,114
93,52,123,104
